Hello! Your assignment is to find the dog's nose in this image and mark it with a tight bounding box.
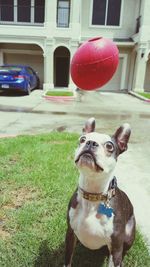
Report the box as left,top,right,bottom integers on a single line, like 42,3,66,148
85,140,99,149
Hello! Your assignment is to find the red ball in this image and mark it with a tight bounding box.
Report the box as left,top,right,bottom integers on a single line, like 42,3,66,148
71,37,119,91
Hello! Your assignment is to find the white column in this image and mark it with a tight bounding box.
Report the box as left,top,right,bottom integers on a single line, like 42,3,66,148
71,0,81,23
68,1,81,90
0,50,4,65
43,44,54,91
128,50,136,91
141,0,150,26
133,47,147,92
68,42,79,90
44,0,57,28
70,0,81,39
139,0,150,42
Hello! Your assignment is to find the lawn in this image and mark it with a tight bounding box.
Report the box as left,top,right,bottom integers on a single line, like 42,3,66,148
0,133,149,267
138,92,150,99
46,90,74,97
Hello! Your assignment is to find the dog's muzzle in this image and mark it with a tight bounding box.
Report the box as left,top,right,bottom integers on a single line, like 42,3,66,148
75,150,104,172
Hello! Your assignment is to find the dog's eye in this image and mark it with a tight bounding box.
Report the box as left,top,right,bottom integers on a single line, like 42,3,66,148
105,141,114,152
80,136,86,144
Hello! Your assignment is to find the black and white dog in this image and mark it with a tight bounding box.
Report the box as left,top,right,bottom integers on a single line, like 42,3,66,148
64,118,135,267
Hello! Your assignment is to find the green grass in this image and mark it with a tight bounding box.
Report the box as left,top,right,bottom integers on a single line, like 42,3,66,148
46,90,74,97
0,133,149,267
138,92,150,99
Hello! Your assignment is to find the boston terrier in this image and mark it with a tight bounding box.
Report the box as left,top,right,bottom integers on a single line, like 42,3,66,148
64,118,135,267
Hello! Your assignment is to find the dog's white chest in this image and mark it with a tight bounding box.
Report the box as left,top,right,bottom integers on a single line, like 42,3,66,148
69,201,114,250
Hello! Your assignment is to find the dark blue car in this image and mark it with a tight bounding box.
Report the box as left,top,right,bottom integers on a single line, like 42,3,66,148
0,65,40,95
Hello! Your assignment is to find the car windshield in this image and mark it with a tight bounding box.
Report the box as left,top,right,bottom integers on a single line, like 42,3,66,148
0,66,22,72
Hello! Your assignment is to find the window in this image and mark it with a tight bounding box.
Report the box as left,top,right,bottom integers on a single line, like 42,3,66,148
26,67,34,75
0,0,14,21
34,0,45,23
92,0,122,26
57,0,70,28
18,0,31,22
0,0,45,24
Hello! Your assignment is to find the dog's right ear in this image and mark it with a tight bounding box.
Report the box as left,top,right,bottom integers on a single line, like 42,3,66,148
113,123,131,154
83,117,95,133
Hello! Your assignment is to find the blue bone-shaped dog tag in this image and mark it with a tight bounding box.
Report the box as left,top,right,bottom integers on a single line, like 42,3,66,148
97,203,114,218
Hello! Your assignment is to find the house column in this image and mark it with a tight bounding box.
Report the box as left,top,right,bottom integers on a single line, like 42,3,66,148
0,51,4,65
70,0,81,38
44,0,56,29
43,43,54,90
71,0,81,23
68,42,79,90
133,45,148,92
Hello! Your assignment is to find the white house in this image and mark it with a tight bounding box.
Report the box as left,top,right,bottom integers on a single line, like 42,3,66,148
0,0,150,92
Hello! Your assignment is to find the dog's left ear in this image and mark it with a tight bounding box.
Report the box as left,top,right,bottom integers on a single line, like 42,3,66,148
83,117,95,133
113,123,131,154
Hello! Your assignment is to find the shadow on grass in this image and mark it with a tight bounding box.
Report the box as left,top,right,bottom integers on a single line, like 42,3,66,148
34,240,108,267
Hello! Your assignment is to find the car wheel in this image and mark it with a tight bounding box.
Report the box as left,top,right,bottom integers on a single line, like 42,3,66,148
26,83,31,95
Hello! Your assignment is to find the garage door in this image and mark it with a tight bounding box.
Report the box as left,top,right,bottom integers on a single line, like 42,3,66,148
4,53,44,88
101,57,123,91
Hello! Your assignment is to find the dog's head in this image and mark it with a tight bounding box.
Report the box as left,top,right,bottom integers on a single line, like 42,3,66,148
75,118,131,175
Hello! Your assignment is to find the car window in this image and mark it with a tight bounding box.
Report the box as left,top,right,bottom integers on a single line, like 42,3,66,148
0,66,22,72
26,68,34,75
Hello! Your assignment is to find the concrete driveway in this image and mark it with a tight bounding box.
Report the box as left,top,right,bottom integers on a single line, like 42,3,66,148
0,89,150,251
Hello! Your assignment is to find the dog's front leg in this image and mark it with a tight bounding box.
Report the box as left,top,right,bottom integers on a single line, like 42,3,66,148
108,247,124,267
64,224,77,267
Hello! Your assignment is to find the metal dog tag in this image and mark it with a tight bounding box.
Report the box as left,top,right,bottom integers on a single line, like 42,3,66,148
97,203,114,218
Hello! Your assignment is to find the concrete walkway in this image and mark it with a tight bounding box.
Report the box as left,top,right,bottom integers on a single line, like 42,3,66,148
0,90,150,251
